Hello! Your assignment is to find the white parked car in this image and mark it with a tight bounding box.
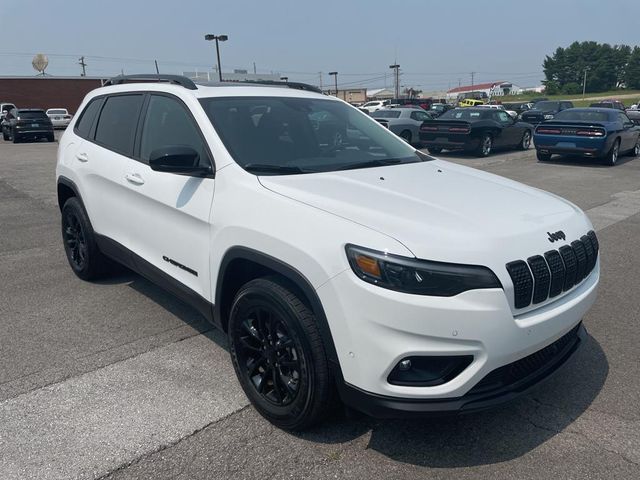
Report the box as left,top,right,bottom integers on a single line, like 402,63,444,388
360,99,390,113
46,108,73,129
56,74,599,430
476,103,518,119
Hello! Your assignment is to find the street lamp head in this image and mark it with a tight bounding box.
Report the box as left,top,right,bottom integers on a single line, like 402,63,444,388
328,71,337,76
204,34,228,41
389,64,400,69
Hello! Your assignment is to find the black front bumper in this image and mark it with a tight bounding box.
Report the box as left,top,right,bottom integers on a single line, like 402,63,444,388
338,322,586,418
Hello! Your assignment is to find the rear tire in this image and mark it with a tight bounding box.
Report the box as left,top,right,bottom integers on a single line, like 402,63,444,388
2,128,8,141
12,131,20,143
603,139,620,166
475,133,492,157
228,277,335,431
61,197,112,280
537,150,552,162
47,134,55,142
399,130,412,144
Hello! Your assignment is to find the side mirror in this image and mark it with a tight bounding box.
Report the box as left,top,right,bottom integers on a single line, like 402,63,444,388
149,146,212,177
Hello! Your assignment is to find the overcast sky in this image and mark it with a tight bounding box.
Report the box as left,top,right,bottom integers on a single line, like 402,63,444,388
2,0,640,92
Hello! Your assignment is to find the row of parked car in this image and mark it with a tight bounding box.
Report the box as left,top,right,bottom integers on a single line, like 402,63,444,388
0,102,73,143
364,98,640,166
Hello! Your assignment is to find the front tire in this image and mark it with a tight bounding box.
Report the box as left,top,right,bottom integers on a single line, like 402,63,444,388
519,130,532,150
629,139,639,157
604,138,620,166
61,197,112,280
476,133,492,157
228,277,334,430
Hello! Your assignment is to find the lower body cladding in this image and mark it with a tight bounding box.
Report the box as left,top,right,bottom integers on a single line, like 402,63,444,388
318,264,599,417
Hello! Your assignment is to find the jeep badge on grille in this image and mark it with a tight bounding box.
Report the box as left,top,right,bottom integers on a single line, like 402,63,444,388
547,230,566,243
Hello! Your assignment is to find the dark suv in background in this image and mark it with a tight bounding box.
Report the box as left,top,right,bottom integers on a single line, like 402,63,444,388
521,100,574,125
2,108,54,143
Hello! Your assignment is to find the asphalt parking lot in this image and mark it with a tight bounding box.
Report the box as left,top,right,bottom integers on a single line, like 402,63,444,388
1,134,639,479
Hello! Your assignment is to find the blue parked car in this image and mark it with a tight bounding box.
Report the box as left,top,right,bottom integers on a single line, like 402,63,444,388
533,108,640,166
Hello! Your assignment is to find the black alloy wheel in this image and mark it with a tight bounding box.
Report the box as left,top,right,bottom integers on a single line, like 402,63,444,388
235,305,302,406
520,130,532,150
63,209,88,271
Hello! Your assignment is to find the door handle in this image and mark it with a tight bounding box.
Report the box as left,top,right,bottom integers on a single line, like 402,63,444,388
75,152,88,162
125,173,145,185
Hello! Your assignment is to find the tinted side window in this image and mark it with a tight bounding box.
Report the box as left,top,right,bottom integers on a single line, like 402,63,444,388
139,95,210,167
94,95,143,155
75,98,103,139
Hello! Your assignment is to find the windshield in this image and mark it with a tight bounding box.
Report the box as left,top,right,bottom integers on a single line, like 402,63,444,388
371,110,401,118
534,101,560,111
439,109,488,120
17,111,47,119
554,110,611,122
430,105,444,111
200,96,428,175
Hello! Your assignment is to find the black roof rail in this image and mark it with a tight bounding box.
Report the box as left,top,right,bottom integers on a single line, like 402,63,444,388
195,79,323,94
103,74,197,90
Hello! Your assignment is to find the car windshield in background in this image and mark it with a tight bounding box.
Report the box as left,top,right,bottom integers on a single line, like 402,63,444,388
371,110,401,118
439,109,487,120
18,111,47,119
200,96,428,175
48,109,67,115
534,101,560,111
554,110,611,122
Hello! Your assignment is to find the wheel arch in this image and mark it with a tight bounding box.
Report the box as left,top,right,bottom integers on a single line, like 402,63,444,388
214,246,341,369
57,176,83,212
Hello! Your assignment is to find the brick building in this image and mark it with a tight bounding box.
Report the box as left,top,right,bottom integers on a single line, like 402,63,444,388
0,76,107,114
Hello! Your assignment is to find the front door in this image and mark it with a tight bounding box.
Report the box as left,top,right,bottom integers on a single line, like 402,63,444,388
122,93,215,300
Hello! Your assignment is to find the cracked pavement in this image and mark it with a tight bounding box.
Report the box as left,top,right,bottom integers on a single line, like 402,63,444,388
1,136,639,479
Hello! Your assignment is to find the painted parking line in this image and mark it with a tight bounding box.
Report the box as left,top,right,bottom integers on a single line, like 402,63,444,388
0,334,247,480
586,189,640,231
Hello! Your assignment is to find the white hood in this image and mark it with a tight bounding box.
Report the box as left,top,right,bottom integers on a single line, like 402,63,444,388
258,159,592,273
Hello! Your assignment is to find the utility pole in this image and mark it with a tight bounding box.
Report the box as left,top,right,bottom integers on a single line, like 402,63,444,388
253,62,256,74
318,72,323,91
471,71,475,88
154,60,159,74
582,68,589,100
329,71,338,97
78,56,87,76
389,64,400,99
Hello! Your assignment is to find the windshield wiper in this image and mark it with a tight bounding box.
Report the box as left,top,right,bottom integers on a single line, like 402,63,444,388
334,158,407,171
242,163,310,175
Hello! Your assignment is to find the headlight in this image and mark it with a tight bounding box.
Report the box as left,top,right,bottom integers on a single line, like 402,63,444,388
345,245,502,296
543,114,554,119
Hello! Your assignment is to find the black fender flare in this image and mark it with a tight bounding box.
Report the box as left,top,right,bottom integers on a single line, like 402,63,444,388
57,176,84,211
214,246,341,371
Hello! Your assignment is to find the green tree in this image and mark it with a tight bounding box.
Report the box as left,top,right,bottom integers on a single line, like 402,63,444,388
625,47,640,89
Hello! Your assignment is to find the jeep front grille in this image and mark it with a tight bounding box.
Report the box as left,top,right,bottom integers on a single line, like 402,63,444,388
506,230,599,309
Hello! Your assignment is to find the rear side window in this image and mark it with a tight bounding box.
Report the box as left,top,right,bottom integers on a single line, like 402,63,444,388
139,94,210,167
75,98,103,139
94,95,144,155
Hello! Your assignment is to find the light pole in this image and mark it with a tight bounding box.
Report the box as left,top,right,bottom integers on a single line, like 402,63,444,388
329,71,338,97
389,64,400,99
280,76,289,83
204,34,228,82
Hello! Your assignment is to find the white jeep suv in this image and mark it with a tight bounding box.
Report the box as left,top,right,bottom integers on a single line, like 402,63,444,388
56,75,600,430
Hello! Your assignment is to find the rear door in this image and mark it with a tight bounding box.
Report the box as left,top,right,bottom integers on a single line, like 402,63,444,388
122,93,215,299
75,94,144,249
